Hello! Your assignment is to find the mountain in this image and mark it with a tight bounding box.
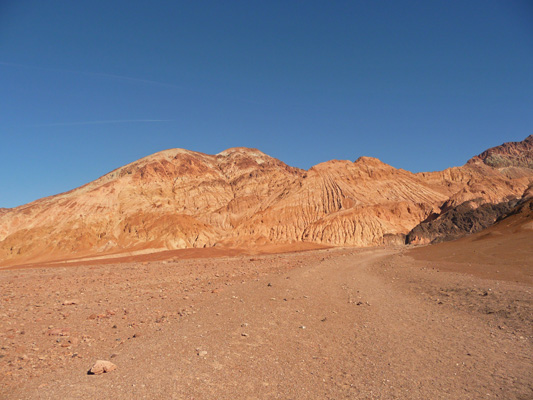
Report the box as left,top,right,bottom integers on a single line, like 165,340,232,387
1,137,532,266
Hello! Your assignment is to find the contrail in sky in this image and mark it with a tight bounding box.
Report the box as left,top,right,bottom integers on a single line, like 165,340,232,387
31,119,173,127
0,61,266,106
0,61,183,90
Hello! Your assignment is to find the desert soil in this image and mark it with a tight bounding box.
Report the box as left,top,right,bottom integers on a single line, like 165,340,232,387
1,246,532,399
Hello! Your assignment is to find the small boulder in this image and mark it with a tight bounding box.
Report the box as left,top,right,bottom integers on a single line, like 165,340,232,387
88,360,117,375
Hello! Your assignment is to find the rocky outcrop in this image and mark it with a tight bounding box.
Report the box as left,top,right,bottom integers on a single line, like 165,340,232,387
1,137,533,266
498,196,533,228
468,135,533,169
406,181,533,245
405,198,520,245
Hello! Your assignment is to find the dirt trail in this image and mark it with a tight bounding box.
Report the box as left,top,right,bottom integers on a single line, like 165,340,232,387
3,248,532,399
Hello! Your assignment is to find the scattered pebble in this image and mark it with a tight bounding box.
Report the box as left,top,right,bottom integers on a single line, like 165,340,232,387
46,328,70,336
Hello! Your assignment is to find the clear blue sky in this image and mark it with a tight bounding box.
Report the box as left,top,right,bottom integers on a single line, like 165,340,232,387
1,0,532,208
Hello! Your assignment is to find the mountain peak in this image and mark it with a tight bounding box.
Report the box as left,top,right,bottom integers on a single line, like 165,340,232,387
353,156,396,171
216,147,292,170
354,156,388,165
217,147,265,156
467,135,533,169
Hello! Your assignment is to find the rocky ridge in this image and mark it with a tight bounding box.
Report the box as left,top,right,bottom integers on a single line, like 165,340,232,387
406,197,520,245
407,181,533,245
1,137,532,266
468,134,533,169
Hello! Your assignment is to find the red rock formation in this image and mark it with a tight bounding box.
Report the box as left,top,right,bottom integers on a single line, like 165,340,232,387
1,137,532,266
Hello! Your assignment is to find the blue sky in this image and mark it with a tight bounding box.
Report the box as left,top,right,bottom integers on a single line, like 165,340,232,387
1,0,532,208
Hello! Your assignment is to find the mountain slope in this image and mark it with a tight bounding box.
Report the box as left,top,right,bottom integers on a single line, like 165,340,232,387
1,137,532,266
407,196,533,283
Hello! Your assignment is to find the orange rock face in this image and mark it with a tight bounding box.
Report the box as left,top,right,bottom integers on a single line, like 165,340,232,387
1,138,532,266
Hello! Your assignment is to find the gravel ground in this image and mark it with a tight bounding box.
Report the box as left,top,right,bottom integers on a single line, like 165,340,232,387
1,246,531,399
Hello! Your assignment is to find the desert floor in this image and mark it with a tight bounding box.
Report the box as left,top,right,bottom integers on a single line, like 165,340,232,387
1,245,532,399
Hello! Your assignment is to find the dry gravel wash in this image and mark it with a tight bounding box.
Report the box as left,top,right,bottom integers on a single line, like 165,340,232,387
1,247,532,399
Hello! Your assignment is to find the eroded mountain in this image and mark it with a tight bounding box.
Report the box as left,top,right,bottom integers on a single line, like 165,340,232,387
1,136,532,266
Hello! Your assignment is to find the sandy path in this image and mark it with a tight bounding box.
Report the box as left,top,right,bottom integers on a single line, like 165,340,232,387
4,248,532,399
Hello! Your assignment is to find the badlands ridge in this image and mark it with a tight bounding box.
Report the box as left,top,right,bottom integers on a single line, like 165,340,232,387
1,135,532,267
